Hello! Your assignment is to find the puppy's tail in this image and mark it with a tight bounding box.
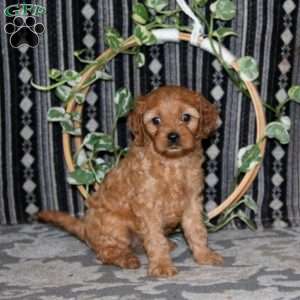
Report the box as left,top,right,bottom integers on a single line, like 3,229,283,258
37,211,85,240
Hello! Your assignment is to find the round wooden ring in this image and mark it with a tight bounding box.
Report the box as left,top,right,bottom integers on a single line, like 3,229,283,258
63,33,267,220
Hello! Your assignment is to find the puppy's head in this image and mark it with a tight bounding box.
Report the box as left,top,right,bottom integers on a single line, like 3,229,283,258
128,86,219,158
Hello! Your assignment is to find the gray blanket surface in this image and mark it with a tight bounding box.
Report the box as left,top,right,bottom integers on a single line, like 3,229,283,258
1,225,300,300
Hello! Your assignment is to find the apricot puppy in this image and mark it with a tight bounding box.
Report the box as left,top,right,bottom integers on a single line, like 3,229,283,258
39,86,223,277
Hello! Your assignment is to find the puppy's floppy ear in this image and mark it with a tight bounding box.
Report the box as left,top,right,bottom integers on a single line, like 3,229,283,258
196,94,219,139
127,96,147,146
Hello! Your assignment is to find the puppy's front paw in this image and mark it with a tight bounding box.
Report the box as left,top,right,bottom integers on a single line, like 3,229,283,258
195,249,224,266
149,263,178,277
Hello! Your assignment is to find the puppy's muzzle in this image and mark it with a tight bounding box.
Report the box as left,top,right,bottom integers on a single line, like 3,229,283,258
167,132,180,146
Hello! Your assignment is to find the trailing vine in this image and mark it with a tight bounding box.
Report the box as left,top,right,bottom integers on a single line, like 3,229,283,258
32,0,300,232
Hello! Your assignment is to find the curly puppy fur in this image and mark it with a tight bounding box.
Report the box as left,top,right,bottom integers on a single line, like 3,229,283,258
38,86,223,277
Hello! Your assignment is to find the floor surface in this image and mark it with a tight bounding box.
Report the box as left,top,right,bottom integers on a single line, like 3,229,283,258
1,225,300,300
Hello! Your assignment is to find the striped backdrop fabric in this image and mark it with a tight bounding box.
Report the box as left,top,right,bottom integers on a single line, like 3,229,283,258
0,0,299,226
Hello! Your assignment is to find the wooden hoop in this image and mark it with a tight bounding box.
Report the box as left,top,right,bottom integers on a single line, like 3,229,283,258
63,33,266,220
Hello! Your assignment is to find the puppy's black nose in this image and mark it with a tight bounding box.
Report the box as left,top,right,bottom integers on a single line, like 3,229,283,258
168,132,180,144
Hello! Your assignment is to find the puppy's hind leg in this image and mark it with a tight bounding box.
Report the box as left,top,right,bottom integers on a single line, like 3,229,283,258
94,240,141,269
85,213,141,269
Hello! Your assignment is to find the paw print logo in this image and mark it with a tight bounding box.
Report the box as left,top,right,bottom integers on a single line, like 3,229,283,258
4,16,45,48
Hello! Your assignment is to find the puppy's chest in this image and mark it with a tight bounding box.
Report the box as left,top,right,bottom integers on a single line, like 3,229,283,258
142,161,200,219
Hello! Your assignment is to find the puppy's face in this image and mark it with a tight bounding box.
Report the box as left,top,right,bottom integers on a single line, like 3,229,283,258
143,98,199,157
128,86,219,158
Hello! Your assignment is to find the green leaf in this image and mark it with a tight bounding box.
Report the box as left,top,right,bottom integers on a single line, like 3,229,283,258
266,122,290,144
288,85,300,103
93,160,111,183
212,27,237,40
94,158,106,166
81,70,112,89
55,85,72,103
95,70,113,80
74,93,85,104
47,107,66,122
208,214,237,233
61,70,81,88
208,195,258,232
134,52,146,68
67,168,95,185
62,70,80,81
83,133,114,152
132,3,149,25
280,116,291,131
70,112,82,122
67,76,82,87
236,210,257,231
217,196,253,225
75,149,89,167
242,195,258,213
60,119,81,136
193,0,208,7
114,88,134,118
145,0,168,12
238,56,259,82
105,28,124,51
211,0,236,21
49,69,62,81
218,200,242,224
238,144,262,173
118,147,129,158
155,15,166,24
134,25,157,46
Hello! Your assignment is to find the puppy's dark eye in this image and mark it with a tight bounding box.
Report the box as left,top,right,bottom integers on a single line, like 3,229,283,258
182,113,191,123
152,117,161,126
